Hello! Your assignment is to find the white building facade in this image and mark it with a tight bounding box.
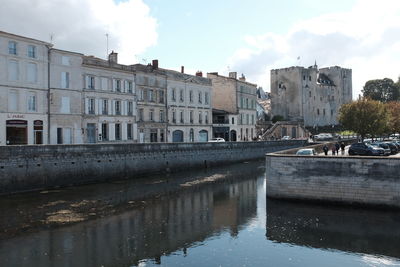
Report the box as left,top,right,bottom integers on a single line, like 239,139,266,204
0,31,51,145
166,70,212,142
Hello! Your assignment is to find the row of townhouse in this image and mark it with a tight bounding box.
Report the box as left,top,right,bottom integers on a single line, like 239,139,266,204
0,30,256,145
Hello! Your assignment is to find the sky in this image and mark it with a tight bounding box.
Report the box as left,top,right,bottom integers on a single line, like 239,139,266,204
1,0,400,98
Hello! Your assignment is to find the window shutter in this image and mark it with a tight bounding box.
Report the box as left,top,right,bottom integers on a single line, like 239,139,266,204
123,101,127,115
85,98,89,114
98,99,103,115
111,100,115,115
95,99,99,115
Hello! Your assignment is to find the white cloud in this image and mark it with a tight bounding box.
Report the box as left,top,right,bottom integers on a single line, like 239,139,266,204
226,0,400,98
0,0,157,64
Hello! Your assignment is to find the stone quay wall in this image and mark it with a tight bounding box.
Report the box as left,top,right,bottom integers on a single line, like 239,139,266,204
0,140,305,195
266,153,400,208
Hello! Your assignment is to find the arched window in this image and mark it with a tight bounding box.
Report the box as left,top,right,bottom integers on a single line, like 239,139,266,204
189,128,194,142
172,130,184,142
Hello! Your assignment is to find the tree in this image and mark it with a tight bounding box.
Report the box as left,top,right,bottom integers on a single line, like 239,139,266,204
362,78,400,102
386,101,400,134
271,115,284,123
338,98,389,140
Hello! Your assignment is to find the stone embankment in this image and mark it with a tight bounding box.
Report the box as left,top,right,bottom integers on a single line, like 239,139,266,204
266,140,400,208
0,140,305,195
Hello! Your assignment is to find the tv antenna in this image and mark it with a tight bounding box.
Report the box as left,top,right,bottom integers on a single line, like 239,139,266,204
105,33,109,58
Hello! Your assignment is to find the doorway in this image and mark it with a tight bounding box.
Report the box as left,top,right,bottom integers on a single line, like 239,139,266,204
6,120,27,145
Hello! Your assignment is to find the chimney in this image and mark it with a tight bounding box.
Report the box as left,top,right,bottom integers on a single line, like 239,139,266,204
229,72,237,79
152,59,158,69
108,51,118,64
239,73,246,81
195,71,203,77
181,66,184,73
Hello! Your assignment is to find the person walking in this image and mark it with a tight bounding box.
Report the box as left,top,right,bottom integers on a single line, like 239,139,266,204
331,145,336,155
340,142,346,155
323,144,329,155
335,142,340,155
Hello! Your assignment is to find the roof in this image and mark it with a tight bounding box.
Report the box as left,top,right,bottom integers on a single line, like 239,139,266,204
0,30,52,46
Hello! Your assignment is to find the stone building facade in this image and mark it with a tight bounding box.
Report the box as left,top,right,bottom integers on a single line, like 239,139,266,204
132,61,167,143
271,64,352,127
0,31,51,145
166,70,212,142
207,72,257,141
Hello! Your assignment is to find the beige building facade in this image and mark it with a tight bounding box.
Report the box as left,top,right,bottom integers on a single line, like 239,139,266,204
271,64,352,127
207,72,257,141
0,31,50,145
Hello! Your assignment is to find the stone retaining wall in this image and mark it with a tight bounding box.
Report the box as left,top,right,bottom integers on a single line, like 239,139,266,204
0,140,305,195
266,152,400,208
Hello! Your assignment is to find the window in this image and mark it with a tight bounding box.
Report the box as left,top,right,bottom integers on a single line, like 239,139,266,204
317,109,320,115
199,111,202,123
205,92,209,105
8,91,18,111
88,98,95,114
231,117,235,125
61,56,70,66
189,90,193,102
115,124,121,140
159,90,165,103
57,128,63,144
126,81,133,93
303,75,306,81
115,100,121,115
180,110,184,123
127,123,133,140
102,99,108,115
27,45,36,58
251,114,254,125
198,92,202,103
172,88,176,101
320,96,322,101
8,60,18,81
205,111,209,124
8,41,17,55
138,88,144,101
101,123,108,141
160,110,165,122
128,101,133,116
139,108,144,121
246,114,249,125
190,110,193,123
160,130,165,142
246,98,249,109
323,109,326,116
148,90,154,102
190,129,194,142
61,97,70,113
179,89,184,102
114,79,121,92
149,110,154,121
331,95,335,101
150,129,157,143
27,93,37,112
309,76,311,81
61,72,70,88
86,75,95,89
27,63,37,83
331,109,334,116
172,110,176,123
309,91,311,97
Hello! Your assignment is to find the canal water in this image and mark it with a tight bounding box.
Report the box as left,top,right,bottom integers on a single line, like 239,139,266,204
0,160,400,267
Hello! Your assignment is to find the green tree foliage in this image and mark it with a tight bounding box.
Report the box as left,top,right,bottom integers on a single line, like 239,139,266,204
271,115,284,123
362,78,400,102
387,101,400,134
338,98,390,140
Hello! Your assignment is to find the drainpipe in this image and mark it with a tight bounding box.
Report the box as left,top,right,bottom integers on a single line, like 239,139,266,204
165,72,168,142
47,46,51,145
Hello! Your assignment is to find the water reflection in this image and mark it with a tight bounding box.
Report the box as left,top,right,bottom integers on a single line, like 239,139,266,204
0,162,261,267
266,199,400,259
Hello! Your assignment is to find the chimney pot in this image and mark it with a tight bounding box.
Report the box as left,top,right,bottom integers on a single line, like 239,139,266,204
229,72,237,79
108,51,118,64
181,66,184,73
152,59,158,69
195,71,203,77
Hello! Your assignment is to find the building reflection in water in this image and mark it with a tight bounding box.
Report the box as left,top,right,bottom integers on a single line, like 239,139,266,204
0,163,260,267
266,199,400,259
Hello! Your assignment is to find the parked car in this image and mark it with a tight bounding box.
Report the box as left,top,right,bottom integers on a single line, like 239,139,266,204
296,148,317,156
314,133,333,141
208,137,225,142
383,141,398,154
371,142,391,156
348,143,385,156
281,136,291,140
